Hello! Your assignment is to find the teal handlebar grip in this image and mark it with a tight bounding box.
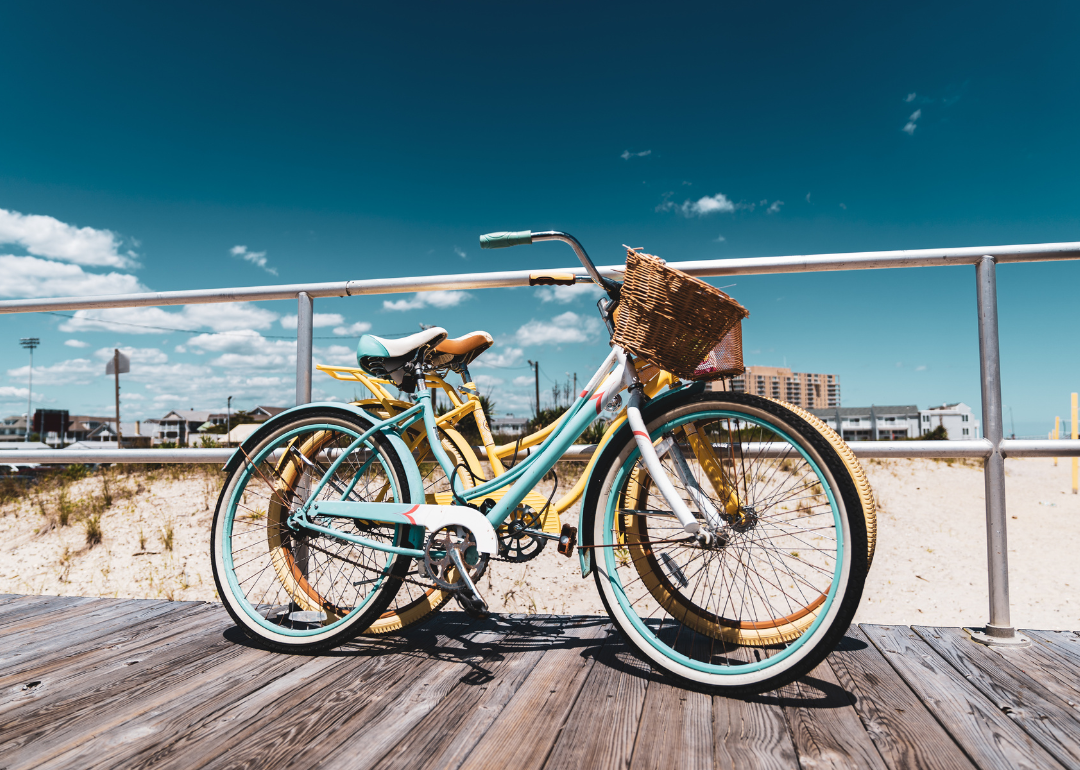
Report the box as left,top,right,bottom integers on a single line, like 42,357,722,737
479,230,533,249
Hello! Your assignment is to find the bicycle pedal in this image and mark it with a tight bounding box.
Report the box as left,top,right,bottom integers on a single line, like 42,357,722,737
455,590,491,620
557,524,577,557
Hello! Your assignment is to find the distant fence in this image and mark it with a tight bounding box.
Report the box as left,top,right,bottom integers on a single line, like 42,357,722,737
3,239,1080,646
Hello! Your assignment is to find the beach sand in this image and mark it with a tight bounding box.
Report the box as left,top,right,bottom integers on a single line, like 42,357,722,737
1,457,1077,630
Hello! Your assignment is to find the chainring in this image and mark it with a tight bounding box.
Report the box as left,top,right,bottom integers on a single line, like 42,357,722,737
496,504,548,562
424,525,489,590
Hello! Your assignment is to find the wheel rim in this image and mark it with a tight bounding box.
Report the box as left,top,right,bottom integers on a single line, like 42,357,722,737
222,422,403,638
602,408,846,676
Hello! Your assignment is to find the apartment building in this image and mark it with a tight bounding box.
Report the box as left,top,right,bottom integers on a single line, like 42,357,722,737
710,365,840,409
808,402,981,441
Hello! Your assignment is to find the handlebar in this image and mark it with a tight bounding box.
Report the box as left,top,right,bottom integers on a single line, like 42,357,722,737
478,229,620,297
479,231,533,249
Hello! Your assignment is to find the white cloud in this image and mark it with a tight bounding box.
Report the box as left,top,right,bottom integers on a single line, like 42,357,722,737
902,109,921,135
512,375,534,387
333,321,373,336
0,385,44,400
767,201,784,214
839,203,847,210
714,235,726,243
64,339,90,348
515,311,604,346
92,346,169,365
454,247,467,260
658,193,737,217
905,92,917,102
536,283,605,304
314,344,356,367
6,358,98,385
383,290,472,312
0,255,149,299
0,208,137,268
621,150,652,160
473,374,504,389
58,302,278,334
230,245,277,276
472,346,524,369
915,365,927,371
184,330,296,372
279,313,345,330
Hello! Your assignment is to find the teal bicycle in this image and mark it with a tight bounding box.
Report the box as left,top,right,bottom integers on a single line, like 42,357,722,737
210,231,872,694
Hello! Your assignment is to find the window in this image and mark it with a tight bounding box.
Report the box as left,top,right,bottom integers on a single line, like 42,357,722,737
885,417,895,423
962,415,969,422
923,415,929,422
850,418,860,424
963,428,969,436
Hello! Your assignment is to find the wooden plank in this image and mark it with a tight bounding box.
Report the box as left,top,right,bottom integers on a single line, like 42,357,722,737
114,611,514,770
0,596,150,647
1011,632,1080,709
0,594,102,631
542,631,650,770
1027,630,1080,670
864,624,1066,770
713,690,798,770
452,616,611,770
825,626,977,770
312,614,552,770
0,604,223,710
629,676,713,770
371,615,571,770
0,611,267,768
0,600,177,667
913,626,1080,768
775,656,887,770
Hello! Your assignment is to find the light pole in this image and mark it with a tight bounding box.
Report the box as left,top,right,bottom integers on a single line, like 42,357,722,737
227,396,233,445
19,338,39,441
526,360,540,420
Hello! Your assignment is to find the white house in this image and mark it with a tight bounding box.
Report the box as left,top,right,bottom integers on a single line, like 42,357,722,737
919,402,981,440
809,402,980,441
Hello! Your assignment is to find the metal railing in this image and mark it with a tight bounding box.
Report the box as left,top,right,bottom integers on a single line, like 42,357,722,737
3,239,1080,646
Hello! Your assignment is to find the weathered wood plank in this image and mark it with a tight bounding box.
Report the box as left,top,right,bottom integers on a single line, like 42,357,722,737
0,594,103,631
826,626,977,770
777,656,887,770
0,612,265,768
370,615,572,770
1009,633,1080,712
313,614,557,770
0,597,124,638
629,676,713,770
1027,630,1080,670
0,603,223,711
454,616,610,770
864,624,1066,770
120,612,512,770
0,599,166,659
537,625,648,770
913,626,1080,767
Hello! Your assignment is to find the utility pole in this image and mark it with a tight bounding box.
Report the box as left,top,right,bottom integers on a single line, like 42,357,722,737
227,396,233,446
19,338,39,441
113,349,122,446
527,360,540,420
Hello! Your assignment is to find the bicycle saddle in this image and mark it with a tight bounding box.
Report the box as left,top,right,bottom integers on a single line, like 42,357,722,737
356,327,448,383
433,331,493,369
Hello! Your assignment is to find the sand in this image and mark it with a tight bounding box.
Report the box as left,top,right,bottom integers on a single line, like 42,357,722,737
1,457,1077,630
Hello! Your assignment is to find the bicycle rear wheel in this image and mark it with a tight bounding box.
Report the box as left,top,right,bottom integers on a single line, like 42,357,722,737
588,391,869,694
211,408,414,652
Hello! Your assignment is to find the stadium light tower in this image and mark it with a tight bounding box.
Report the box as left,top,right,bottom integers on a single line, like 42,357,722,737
19,338,39,440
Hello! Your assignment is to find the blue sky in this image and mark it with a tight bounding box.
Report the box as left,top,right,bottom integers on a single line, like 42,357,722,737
1,1,1077,435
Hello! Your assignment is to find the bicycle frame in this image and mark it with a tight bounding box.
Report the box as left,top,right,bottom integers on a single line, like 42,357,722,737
289,346,657,557
316,358,678,517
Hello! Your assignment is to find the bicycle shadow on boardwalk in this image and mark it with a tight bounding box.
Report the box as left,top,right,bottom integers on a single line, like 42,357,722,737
224,610,860,707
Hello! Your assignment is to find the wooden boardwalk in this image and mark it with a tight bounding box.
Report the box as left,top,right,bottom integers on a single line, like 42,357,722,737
1,595,1079,769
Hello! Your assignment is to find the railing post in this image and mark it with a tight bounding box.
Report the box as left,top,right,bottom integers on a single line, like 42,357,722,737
968,256,1029,647
296,292,313,406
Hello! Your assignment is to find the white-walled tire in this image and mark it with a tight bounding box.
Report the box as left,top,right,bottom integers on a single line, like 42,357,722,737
588,392,869,695
210,408,413,653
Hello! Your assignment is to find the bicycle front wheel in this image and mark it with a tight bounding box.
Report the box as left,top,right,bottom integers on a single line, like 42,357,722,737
211,407,414,652
588,391,869,695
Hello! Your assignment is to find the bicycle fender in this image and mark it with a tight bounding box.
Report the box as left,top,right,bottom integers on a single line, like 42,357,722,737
577,381,706,578
223,401,427,550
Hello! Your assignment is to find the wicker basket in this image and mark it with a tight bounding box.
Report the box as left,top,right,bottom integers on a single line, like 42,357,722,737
612,248,748,381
